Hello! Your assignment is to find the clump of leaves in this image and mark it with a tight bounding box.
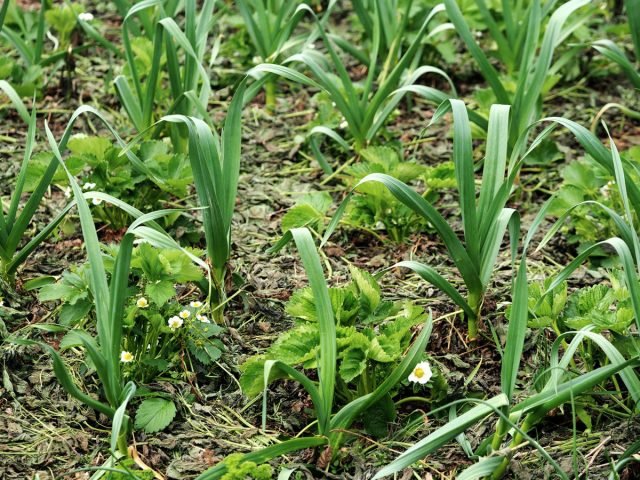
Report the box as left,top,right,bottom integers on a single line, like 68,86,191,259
26,135,192,229
219,453,272,480
421,161,457,199
37,243,223,386
121,297,226,378
0,55,43,97
129,243,203,306
343,147,435,243
240,266,428,437
280,191,332,236
549,151,640,259
44,3,84,48
279,149,457,242
104,458,155,479
510,272,633,334
506,277,567,332
38,265,93,326
563,279,633,333
38,243,203,322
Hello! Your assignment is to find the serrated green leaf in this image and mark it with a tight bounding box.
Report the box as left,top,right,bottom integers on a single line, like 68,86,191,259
145,280,176,306
269,324,320,366
339,346,368,383
281,204,326,233
59,301,92,326
188,339,222,365
350,266,381,319
135,398,177,433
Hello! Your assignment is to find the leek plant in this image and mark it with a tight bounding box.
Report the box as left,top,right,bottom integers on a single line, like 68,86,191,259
195,227,433,479
1,0,47,76
593,0,640,89
324,100,520,339
375,204,640,478
236,0,315,110
444,0,592,152
247,3,461,173
348,0,451,66
324,100,640,340
479,128,640,479
0,83,72,287
11,108,204,456
114,0,217,151
127,80,247,323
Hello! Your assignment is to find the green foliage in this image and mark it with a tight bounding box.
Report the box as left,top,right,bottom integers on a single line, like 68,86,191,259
563,281,634,333
281,191,332,235
0,55,42,97
344,146,433,242
240,265,427,426
104,458,155,480
509,273,634,334
44,3,83,48
25,135,193,229
422,161,457,195
521,278,567,330
38,243,222,383
549,150,640,254
219,453,272,480
131,243,203,306
38,243,203,316
248,3,457,171
134,397,177,433
38,266,92,326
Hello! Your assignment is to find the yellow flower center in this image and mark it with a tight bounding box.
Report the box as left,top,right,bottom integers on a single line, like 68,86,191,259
414,368,424,378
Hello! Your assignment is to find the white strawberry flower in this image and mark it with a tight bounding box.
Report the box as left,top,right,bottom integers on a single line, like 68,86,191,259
136,297,149,308
408,361,432,385
120,351,134,363
168,316,184,330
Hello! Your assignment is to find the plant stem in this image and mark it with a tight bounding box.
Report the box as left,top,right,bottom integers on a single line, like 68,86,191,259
210,270,226,324
467,291,483,340
490,414,535,479
117,425,129,456
0,259,16,291
490,416,508,452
